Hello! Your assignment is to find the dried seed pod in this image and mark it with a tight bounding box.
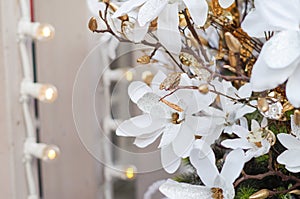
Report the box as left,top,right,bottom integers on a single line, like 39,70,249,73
257,98,269,113
249,189,270,199
88,17,98,32
137,55,151,64
142,71,154,86
198,84,209,94
289,189,300,195
225,32,241,53
294,110,300,126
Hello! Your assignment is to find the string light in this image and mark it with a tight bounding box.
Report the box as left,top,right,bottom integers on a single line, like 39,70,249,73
18,21,55,41
21,81,58,103
24,141,60,161
105,165,137,180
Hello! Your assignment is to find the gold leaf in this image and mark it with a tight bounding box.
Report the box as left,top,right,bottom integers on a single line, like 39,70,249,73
160,72,182,91
88,17,98,32
160,99,183,112
282,101,294,113
137,55,151,64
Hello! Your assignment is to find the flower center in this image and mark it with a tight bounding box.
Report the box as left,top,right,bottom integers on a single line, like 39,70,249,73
211,188,224,199
171,112,183,124
247,128,265,148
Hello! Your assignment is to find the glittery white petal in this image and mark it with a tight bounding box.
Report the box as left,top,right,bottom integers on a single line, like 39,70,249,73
116,114,165,136
161,144,181,173
286,64,300,108
157,3,181,54
172,123,194,158
250,50,298,92
221,149,245,184
112,0,147,18
128,81,152,103
277,133,300,150
237,83,252,99
183,0,208,26
221,138,253,150
277,149,300,168
263,31,300,69
285,165,300,173
159,124,181,148
138,0,167,26
190,141,218,187
159,180,212,199
218,0,235,9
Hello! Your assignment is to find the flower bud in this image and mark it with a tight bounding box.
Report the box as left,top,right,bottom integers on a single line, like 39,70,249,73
88,17,98,32
249,189,270,199
198,84,209,94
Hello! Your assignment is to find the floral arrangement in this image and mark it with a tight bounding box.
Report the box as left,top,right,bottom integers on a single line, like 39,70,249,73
88,0,300,198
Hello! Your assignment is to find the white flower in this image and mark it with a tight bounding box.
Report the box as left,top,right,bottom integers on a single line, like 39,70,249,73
222,118,271,162
112,0,234,54
277,133,300,173
116,71,215,173
241,0,300,107
199,80,256,144
112,0,208,54
160,140,245,199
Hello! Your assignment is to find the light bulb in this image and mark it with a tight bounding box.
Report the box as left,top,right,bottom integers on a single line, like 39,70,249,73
35,23,55,41
18,21,55,41
38,84,58,102
125,71,134,81
21,81,58,103
125,166,136,179
42,145,60,161
105,165,137,180
25,142,60,161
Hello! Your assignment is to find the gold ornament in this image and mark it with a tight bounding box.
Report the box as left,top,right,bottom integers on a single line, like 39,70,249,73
249,189,270,199
88,17,98,32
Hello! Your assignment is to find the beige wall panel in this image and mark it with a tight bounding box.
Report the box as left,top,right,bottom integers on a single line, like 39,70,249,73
34,1,103,198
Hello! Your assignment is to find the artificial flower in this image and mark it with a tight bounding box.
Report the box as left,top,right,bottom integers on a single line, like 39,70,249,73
222,118,271,162
116,71,215,173
241,0,300,107
277,133,300,173
199,80,256,143
159,140,245,199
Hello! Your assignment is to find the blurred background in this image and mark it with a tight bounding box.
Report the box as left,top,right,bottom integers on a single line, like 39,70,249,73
0,1,174,199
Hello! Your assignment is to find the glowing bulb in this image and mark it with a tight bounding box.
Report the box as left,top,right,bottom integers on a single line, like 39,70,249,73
35,24,55,40
21,81,58,103
125,167,135,179
39,84,58,103
25,142,60,161
43,145,60,161
125,71,134,81
18,21,55,41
